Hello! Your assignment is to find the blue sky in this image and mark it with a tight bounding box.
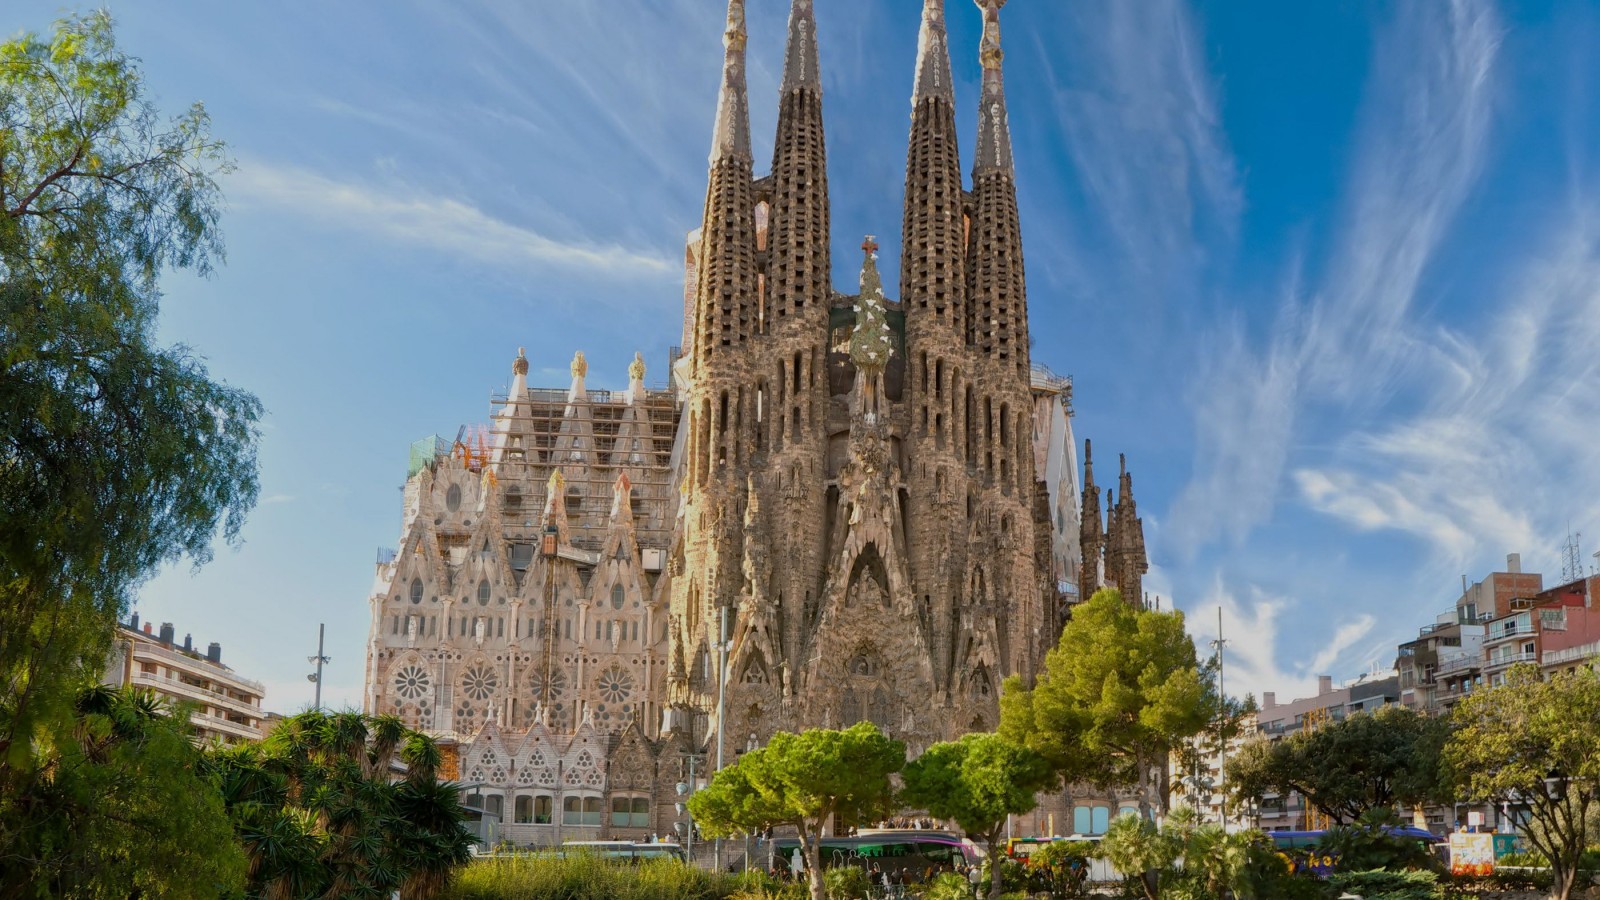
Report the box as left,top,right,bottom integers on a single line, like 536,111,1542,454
16,0,1600,711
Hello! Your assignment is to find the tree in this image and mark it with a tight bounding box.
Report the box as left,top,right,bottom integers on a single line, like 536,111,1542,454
1000,588,1210,818
1,10,256,773
1225,704,1452,825
210,711,476,900
0,686,247,897
901,733,1057,899
688,722,905,900
1446,664,1600,900
0,11,256,893
1098,811,1182,900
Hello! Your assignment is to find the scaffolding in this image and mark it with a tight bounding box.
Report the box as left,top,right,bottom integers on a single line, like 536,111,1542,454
410,383,683,559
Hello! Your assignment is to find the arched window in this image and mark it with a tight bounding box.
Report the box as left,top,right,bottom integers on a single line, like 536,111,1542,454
446,483,462,511
478,579,491,606
409,578,424,605
610,584,625,610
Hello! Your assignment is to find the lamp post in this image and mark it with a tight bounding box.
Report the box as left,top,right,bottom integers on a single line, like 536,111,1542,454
713,606,731,872
306,623,330,710
675,755,697,865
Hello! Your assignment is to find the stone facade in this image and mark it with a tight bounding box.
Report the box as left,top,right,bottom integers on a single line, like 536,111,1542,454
665,0,1107,757
360,0,1158,846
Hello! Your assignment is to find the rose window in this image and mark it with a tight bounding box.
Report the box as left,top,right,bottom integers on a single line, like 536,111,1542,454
394,665,431,702
527,669,568,703
461,665,499,702
596,666,635,704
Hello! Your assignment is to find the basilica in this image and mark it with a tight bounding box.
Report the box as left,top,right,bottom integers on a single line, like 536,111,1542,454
362,0,1145,847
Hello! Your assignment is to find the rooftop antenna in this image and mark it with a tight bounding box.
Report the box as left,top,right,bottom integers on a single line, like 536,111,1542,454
1562,527,1583,583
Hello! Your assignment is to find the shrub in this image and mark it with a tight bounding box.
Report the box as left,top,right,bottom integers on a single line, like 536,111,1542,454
1325,868,1438,900
446,852,756,900
922,872,975,900
822,865,872,900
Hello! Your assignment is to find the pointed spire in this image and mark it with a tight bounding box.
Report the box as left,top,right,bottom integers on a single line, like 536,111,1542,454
544,468,570,545
913,0,955,105
710,0,752,163
974,0,1014,174
626,351,647,405
780,0,820,96
568,350,588,404
611,472,634,523
1079,439,1104,599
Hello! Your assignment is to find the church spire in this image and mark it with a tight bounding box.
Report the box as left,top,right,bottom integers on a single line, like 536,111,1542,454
902,0,966,338
1078,439,1104,599
780,0,820,96
913,0,955,104
692,0,759,371
768,0,831,331
709,0,752,164
973,0,1014,174
966,0,1026,371
1107,454,1148,609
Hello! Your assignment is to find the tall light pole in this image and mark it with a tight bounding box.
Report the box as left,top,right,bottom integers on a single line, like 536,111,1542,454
307,623,330,710
713,606,731,871
1209,607,1228,830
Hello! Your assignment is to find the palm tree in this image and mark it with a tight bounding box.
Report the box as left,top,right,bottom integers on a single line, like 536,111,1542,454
210,711,473,900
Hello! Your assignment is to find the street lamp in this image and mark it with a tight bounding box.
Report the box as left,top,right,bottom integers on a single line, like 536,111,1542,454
307,623,330,710
713,606,732,872
675,772,695,864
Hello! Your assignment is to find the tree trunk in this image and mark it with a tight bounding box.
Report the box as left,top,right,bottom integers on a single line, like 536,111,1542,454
986,833,1005,900
803,834,826,900
1554,861,1576,900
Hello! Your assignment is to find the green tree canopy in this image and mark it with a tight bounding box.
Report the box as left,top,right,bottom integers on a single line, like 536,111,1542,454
1000,588,1210,816
0,11,257,772
1224,704,1453,825
1446,664,1600,900
901,733,1056,899
0,686,247,897
688,722,905,900
210,710,476,900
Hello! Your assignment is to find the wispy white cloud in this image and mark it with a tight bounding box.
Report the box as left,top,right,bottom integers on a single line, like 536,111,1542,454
1169,1,1503,556
1294,202,1600,570
230,161,674,279
1184,575,1363,703
260,493,296,505
1030,0,1240,307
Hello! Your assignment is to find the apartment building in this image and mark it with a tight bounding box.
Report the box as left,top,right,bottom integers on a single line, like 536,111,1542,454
103,613,268,745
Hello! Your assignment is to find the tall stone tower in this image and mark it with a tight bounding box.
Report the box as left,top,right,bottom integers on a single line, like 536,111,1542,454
668,0,1056,754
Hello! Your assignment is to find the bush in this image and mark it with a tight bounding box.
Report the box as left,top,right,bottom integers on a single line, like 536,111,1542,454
1316,814,1437,874
446,852,761,900
922,872,975,900
823,865,872,900
1325,868,1438,900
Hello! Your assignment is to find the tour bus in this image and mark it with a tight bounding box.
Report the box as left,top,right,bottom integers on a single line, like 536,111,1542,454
766,830,979,879
559,840,688,864
1268,827,1440,876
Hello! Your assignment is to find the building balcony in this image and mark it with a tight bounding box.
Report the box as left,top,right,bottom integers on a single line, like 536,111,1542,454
1484,650,1538,669
189,709,264,743
1543,641,1600,668
1435,654,1482,676
130,641,265,695
130,671,264,719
